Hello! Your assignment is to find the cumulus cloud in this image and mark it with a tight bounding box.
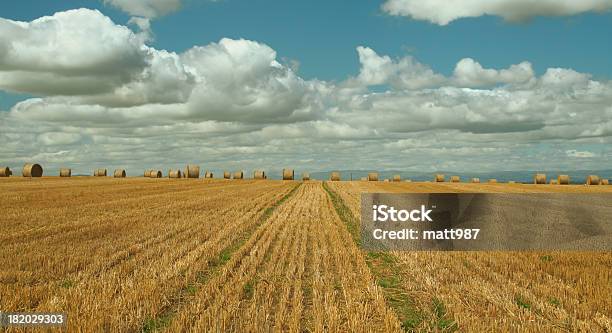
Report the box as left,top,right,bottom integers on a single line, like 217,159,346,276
103,0,182,18
0,9,611,175
381,0,612,25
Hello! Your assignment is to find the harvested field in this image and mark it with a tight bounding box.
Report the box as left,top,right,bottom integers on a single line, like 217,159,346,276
1,178,610,332
325,181,612,332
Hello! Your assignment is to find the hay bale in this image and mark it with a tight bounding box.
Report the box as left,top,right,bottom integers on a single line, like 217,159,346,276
94,168,107,177
302,172,310,181
450,176,460,183
0,166,11,177
360,177,367,181
282,169,294,180
508,181,516,184
392,175,401,182
204,171,213,179
330,171,340,181
114,169,126,178
558,175,570,185
186,165,200,179
368,172,379,181
144,169,153,177
149,170,162,178
601,179,609,185
488,179,497,184
253,170,265,179
383,179,389,182
22,163,43,177
471,178,480,183
586,175,600,185
224,171,231,179
534,173,546,184
59,168,71,177
169,169,182,178
404,179,412,183
434,174,445,182
233,171,244,179
550,179,558,185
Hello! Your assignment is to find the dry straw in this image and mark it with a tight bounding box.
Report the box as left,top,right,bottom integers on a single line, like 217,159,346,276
0,166,11,177
450,176,460,183
186,165,200,179
435,174,445,182
204,171,213,179
282,169,294,180
330,171,340,181
169,169,182,178
22,163,43,177
601,179,609,185
224,171,231,179
534,173,546,184
233,171,244,179
368,172,379,181
114,169,126,178
558,175,570,185
471,178,480,183
392,175,401,182
586,175,600,185
254,170,266,179
59,168,71,177
94,169,107,177
149,170,162,178
302,172,310,181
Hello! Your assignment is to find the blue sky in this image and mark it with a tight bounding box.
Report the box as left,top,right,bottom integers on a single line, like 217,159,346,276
0,0,611,174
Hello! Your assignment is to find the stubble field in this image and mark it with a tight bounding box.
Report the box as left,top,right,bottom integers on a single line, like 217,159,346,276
1,177,610,332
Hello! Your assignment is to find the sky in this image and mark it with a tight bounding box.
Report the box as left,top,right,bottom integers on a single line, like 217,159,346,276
1,0,611,176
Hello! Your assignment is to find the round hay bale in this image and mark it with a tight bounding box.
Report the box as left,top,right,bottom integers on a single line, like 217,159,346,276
0,166,11,177
434,174,445,182
224,171,231,179
383,179,389,182
169,169,182,178
508,181,516,184
114,169,126,178
586,175,600,185
550,179,558,185
204,171,213,179
471,178,480,183
488,179,497,184
254,170,265,179
450,176,460,183
59,168,71,177
601,179,609,185
184,167,188,179
360,177,367,181
302,172,310,181
557,175,570,185
94,169,107,177
186,165,200,179
392,175,401,182
368,172,379,181
330,171,340,181
534,173,546,184
22,163,43,177
149,170,162,178
282,169,294,180
233,171,244,179
404,179,412,183
144,169,153,177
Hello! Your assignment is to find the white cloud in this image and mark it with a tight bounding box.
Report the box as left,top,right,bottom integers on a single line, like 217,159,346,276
452,58,535,87
1,9,611,174
381,0,612,25
103,0,182,18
